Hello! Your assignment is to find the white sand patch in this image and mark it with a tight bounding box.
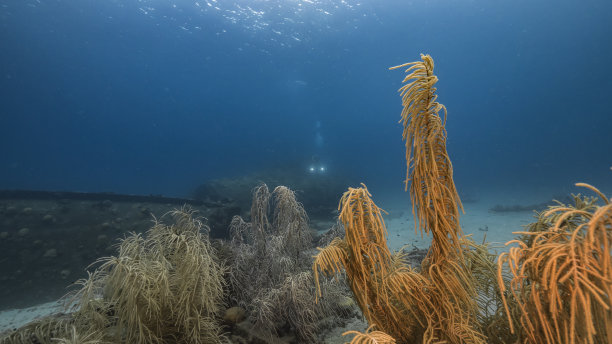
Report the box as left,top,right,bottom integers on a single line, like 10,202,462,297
381,196,537,253
0,300,65,334
459,200,534,249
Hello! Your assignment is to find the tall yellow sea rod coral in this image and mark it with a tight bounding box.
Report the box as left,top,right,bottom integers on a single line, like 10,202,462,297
314,54,486,344
391,54,484,342
390,54,463,254
497,183,612,344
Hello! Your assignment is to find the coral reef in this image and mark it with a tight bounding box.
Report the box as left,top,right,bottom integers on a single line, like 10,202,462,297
313,54,612,344
314,55,494,343
391,55,485,342
225,184,353,343
313,185,500,343
1,207,226,344
498,183,612,344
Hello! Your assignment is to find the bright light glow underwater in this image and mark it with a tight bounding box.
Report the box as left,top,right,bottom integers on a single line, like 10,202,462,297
308,165,326,174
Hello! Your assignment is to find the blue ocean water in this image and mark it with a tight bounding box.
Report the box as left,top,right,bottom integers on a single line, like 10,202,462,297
1,0,611,199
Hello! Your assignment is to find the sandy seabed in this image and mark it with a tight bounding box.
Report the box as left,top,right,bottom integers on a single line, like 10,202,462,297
0,301,64,334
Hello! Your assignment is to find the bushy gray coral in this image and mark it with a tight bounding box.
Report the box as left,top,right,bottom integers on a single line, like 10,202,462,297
226,184,354,342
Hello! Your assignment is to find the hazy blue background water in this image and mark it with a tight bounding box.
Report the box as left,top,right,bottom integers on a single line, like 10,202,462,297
1,0,611,202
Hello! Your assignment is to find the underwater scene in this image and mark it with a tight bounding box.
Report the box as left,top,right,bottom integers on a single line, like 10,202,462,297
1,0,611,343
